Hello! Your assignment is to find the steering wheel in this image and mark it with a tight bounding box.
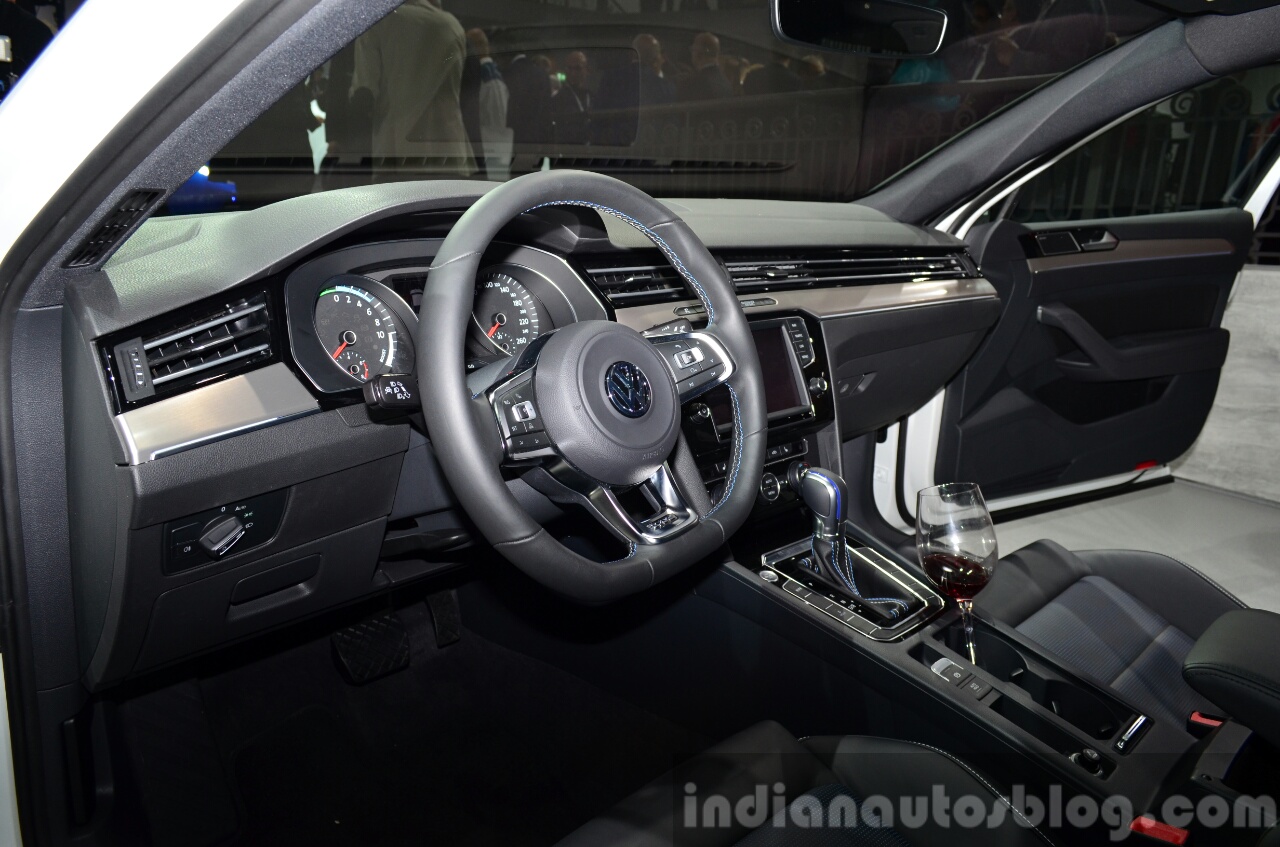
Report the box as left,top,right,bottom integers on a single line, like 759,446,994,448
418,171,766,603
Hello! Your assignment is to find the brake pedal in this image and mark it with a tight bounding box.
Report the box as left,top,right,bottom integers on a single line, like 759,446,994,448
331,610,411,685
425,589,462,649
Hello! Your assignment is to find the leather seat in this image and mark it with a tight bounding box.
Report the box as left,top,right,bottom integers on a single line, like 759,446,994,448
975,540,1244,734
555,721,1051,846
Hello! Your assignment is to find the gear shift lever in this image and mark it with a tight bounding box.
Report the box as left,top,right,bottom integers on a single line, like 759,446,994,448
795,466,910,620
795,466,851,589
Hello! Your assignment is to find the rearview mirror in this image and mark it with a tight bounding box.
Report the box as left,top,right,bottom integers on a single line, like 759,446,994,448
772,0,948,57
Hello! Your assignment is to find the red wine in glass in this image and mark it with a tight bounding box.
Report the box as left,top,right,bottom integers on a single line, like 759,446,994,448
920,552,992,601
916,483,998,665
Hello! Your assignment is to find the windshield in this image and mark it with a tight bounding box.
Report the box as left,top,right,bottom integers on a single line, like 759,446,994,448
165,0,1167,214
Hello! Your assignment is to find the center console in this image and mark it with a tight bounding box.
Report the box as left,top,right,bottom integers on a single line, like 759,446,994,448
662,304,1259,838
677,312,834,509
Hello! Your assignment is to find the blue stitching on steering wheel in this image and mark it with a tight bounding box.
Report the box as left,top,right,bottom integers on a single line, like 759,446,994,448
605,540,638,563
524,200,715,322
706,383,742,517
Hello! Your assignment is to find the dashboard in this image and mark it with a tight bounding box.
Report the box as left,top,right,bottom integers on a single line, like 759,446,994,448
50,186,999,691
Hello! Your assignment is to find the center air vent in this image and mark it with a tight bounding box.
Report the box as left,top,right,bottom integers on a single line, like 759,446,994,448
583,263,688,307
724,251,975,293
582,249,978,309
108,291,276,408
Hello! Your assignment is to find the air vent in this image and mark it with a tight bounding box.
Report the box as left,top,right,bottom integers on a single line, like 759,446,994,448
583,263,689,307
109,292,275,407
64,189,163,268
583,249,977,309
724,251,975,294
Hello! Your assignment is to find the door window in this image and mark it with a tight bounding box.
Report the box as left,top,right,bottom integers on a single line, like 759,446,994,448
1004,64,1280,264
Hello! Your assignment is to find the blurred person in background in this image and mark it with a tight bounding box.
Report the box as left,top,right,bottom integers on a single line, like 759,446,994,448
742,50,802,96
678,32,733,102
504,50,553,151
462,27,512,179
597,34,674,146
798,55,839,89
550,50,593,145
352,0,473,176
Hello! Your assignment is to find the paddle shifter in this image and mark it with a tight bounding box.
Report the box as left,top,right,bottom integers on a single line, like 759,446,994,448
790,464,912,621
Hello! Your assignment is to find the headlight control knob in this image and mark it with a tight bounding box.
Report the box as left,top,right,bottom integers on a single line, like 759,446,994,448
199,514,246,557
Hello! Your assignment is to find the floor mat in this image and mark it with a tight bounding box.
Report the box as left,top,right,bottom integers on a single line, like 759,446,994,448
198,601,709,847
232,706,385,846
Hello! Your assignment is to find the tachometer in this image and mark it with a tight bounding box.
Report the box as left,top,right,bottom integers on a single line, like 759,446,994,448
314,283,415,383
472,272,543,356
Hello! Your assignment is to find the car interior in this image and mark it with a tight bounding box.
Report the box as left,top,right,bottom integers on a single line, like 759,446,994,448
3,0,1280,844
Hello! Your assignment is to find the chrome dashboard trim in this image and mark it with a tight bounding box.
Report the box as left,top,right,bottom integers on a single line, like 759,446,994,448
611,278,999,331
113,363,319,465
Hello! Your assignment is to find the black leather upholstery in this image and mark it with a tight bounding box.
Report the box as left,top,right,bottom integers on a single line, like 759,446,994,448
1184,609,1280,749
976,540,1243,733
555,722,1052,846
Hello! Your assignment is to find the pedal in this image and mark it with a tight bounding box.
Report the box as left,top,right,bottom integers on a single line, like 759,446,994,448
425,590,462,649
331,610,411,685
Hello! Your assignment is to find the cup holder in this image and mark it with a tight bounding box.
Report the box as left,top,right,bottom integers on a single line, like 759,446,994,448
1040,681,1122,740
936,618,1129,741
942,626,1027,682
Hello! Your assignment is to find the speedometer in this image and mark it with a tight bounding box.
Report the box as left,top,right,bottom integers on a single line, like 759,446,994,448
314,283,415,383
472,272,543,356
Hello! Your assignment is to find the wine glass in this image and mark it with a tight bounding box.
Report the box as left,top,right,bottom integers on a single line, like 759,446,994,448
916,483,998,665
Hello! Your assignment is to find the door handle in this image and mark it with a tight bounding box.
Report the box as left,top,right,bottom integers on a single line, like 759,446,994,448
1037,303,1228,382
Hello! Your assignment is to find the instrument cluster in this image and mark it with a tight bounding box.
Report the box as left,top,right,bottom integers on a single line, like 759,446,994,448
284,240,608,394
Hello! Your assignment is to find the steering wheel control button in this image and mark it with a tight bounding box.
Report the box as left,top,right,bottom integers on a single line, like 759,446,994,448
509,431,551,456
363,374,421,410
511,401,537,422
674,348,704,369
605,361,653,418
199,515,247,558
494,377,545,436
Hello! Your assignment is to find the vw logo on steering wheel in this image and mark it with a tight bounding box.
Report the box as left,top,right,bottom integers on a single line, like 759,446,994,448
605,361,652,418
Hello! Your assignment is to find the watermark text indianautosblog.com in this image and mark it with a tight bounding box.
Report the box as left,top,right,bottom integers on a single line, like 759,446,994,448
680,782,1277,840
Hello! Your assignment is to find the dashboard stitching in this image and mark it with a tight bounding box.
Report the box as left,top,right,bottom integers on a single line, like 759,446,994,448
705,383,742,517
523,201,716,322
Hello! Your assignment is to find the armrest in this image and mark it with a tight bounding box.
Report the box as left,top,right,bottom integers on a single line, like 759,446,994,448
1184,609,1280,749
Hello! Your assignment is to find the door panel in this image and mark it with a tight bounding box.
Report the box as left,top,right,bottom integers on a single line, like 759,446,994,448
934,208,1253,500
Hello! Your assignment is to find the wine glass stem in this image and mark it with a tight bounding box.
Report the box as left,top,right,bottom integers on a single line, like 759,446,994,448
959,599,977,665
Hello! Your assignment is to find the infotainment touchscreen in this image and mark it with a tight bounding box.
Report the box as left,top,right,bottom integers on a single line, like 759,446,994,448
707,322,811,428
